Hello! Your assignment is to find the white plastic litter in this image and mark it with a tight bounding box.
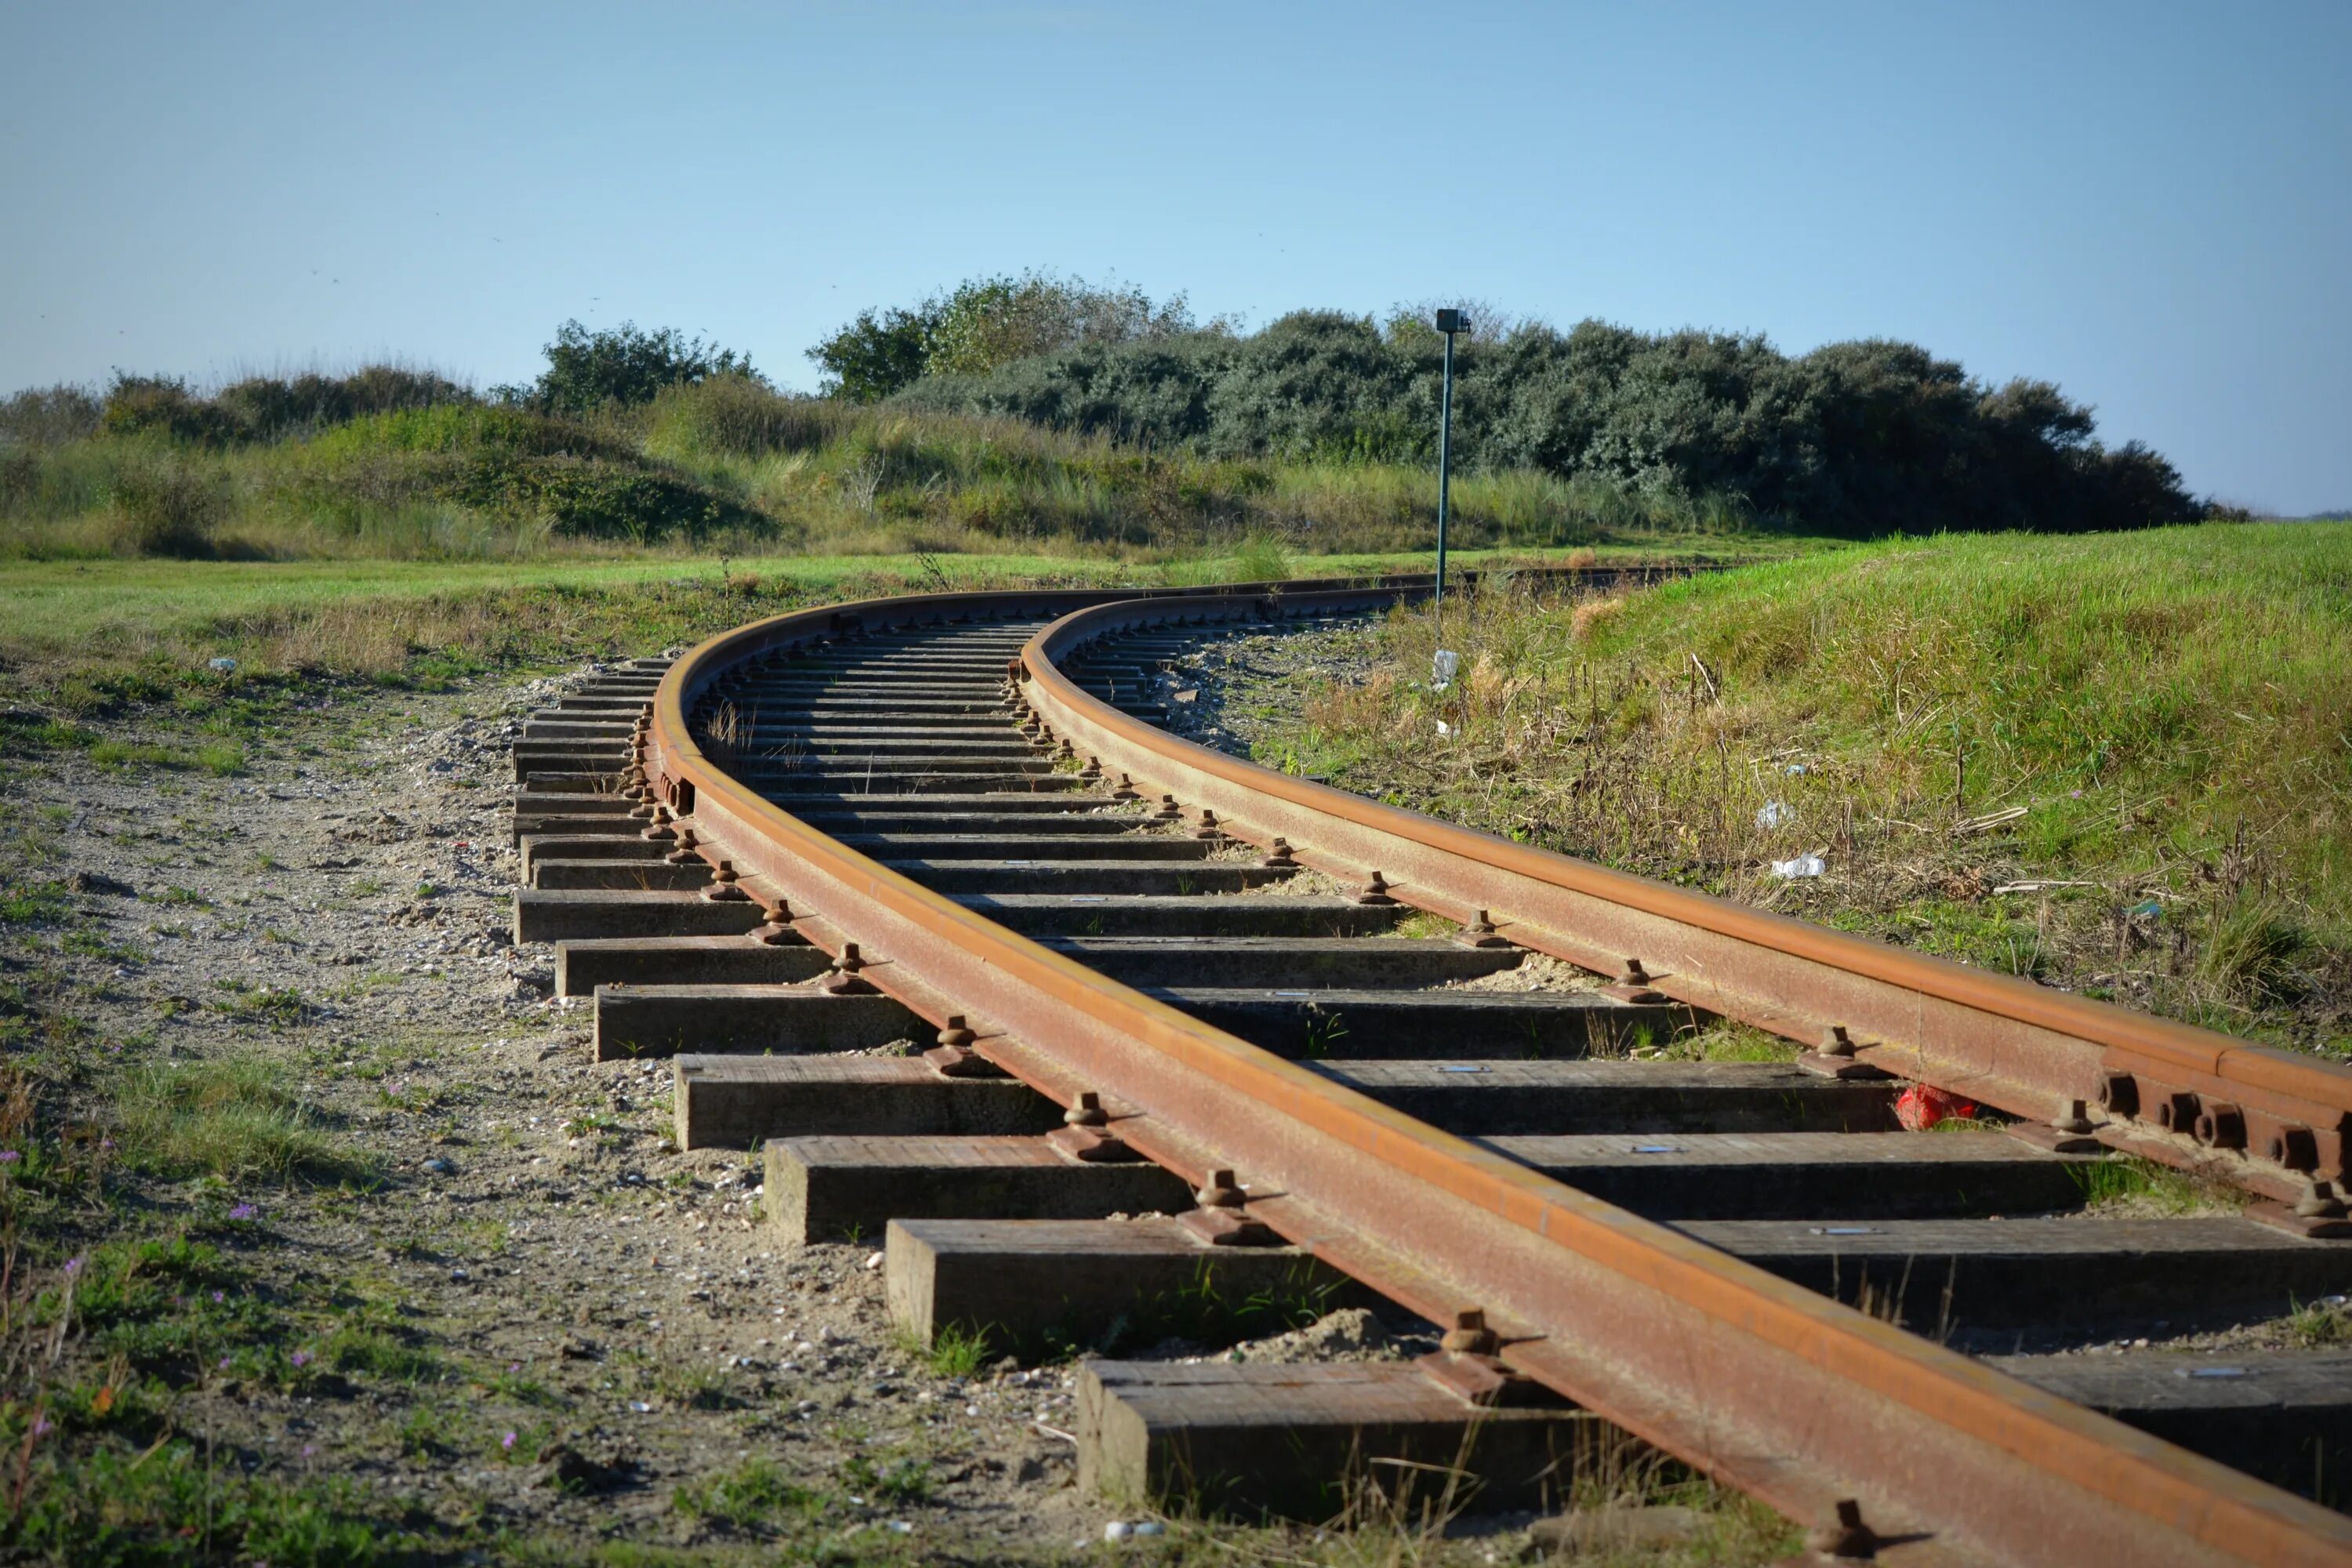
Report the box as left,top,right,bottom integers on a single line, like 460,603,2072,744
1104,1520,1135,1541
1770,854,1827,879
1436,720,1453,737
1431,649,1461,690
208,657,237,673
1755,800,1793,828
1134,1522,1167,1537
1784,763,1807,775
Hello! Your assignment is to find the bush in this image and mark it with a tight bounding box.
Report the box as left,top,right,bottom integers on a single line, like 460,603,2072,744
507,319,758,415
0,384,103,448
95,368,470,448
811,270,1207,402
646,376,844,458
883,306,2205,536
107,449,228,557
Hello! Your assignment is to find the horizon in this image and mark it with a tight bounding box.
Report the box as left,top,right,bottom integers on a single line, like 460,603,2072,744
2,0,2346,514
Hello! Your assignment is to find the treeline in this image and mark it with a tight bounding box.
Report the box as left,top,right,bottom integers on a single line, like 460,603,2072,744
819,282,2201,536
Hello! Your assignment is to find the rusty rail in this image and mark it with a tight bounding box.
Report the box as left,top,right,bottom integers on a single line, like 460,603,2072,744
648,579,2352,1568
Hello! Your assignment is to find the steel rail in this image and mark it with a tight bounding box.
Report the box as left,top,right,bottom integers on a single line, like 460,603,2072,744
1023,593,2352,1205
648,583,2352,1568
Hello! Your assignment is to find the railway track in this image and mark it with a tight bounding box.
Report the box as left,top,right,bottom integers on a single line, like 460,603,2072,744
510,572,2352,1566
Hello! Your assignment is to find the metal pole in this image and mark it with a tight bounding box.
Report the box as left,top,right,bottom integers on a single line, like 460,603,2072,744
1436,325,1455,615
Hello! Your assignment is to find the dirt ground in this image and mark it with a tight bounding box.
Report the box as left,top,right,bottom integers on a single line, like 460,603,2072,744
6,659,1777,1564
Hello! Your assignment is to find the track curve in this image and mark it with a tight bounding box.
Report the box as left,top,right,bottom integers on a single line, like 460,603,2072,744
517,572,2352,1567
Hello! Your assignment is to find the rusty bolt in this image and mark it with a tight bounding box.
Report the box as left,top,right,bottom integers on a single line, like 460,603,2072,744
2096,1071,2139,1120
702,860,752,902
2052,1098,2093,1135
2193,1100,2246,1150
664,827,702,865
935,1014,977,1049
1193,810,1225,841
1621,958,1654,987
824,942,880,995
1153,794,1182,821
1356,869,1399,906
1112,773,1141,801
1439,1308,1499,1356
2270,1126,2321,1172
2156,1091,2200,1134
1803,1499,1877,1560
1819,1024,1857,1058
1065,1091,1109,1128
1080,755,1104,779
753,900,797,945
1456,909,1512,949
1194,1168,1246,1209
1261,837,1299,869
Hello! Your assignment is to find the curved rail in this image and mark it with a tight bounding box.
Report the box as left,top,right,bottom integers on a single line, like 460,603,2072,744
647,579,2352,1568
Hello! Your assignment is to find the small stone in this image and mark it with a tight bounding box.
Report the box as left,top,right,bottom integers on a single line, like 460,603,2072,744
68,870,134,897
864,1250,884,1271
423,1156,457,1175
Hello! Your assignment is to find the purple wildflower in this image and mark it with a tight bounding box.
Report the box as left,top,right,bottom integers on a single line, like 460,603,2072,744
291,1350,312,1368
63,1256,82,1279
501,1431,517,1451
30,1417,52,1438
228,1203,257,1221
302,1443,315,1457
211,1290,224,1303
0,1151,19,1163
218,1356,231,1370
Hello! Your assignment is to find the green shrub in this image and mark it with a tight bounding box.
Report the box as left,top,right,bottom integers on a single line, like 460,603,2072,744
505,319,757,415
887,303,2205,535
645,376,843,459
0,384,103,448
106,448,228,557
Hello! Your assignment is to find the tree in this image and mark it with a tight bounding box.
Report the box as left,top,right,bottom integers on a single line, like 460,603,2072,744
808,306,941,403
808,270,1208,400
512,321,758,415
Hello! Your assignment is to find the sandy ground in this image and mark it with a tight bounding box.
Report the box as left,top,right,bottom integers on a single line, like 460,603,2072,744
21,659,1554,1559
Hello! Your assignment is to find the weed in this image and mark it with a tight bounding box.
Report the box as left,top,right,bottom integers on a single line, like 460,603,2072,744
113,1052,372,1185
839,1450,931,1506
6,1438,397,1566
892,1320,992,1378
671,1457,823,1533
2068,1156,2246,1215
2286,1297,2352,1348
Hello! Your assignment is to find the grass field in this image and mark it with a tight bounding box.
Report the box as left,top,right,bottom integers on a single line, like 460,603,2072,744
1261,521,2352,1051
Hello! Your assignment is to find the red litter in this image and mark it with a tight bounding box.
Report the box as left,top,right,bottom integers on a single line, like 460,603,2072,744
1896,1084,1978,1131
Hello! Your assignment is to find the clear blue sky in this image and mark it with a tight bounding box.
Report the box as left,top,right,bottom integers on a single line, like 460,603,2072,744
3,1,2345,513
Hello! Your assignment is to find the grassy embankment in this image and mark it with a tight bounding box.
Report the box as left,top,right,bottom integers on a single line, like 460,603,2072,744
2,378,1802,567
0,371,1802,729
1258,523,2352,1054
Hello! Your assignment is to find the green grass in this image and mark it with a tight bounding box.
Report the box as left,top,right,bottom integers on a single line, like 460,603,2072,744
2068,1156,2248,1214
1267,522,2352,1051
113,1051,374,1185
670,1458,825,1534
0,543,1708,673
